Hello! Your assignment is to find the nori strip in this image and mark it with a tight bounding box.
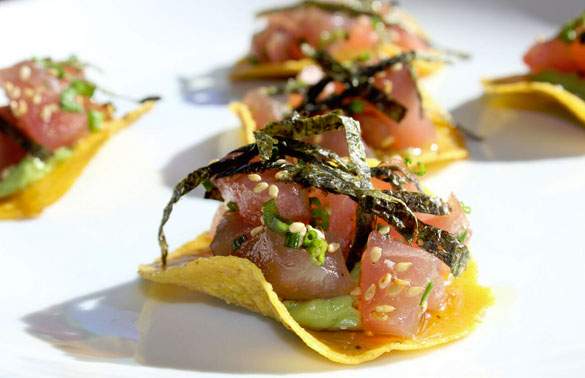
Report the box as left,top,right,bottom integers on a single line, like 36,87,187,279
158,114,470,276
0,117,53,161
370,165,424,192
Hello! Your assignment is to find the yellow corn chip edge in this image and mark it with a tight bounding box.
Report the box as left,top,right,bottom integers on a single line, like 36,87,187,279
138,233,493,364
482,76,585,127
230,93,468,167
0,101,155,219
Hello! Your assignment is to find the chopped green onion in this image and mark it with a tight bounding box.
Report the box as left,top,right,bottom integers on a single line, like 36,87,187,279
354,53,371,62
87,110,104,132
262,199,290,235
460,201,472,214
347,99,365,114
71,79,96,97
303,229,319,247
350,262,361,282
307,239,327,266
232,234,248,251
457,230,469,244
60,87,83,113
227,201,239,212
310,197,321,208
309,196,330,231
404,157,426,176
420,282,434,306
248,55,260,66
202,180,214,191
285,232,302,248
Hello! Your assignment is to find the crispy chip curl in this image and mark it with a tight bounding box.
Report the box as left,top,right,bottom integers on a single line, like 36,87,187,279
139,233,493,364
230,91,468,167
0,101,155,219
483,76,585,127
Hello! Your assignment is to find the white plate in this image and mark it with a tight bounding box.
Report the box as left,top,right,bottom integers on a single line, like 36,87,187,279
1,0,585,377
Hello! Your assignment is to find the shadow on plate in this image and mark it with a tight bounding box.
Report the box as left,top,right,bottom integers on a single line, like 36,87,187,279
179,66,279,106
21,278,434,373
452,94,585,162
161,127,244,194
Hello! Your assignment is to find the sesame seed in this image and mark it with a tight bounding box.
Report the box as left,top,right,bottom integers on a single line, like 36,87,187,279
24,88,34,97
314,134,323,143
11,86,22,99
10,101,18,113
375,305,395,313
381,136,395,148
350,287,361,296
248,173,261,182
393,63,403,71
289,222,306,234
378,273,392,289
276,159,288,164
394,262,412,273
384,81,393,94
371,311,388,321
386,285,404,297
370,246,382,263
250,226,264,237
19,65,32,81
253,182,269,193
364,283,376,301
208,158,219,164
5,81,14,92
407,286,424,297
377,225,390,235
275,171,289,180
393,278,410,287
40,104,57,122
327,242,340,253
13,100,28,117
268,184,279,198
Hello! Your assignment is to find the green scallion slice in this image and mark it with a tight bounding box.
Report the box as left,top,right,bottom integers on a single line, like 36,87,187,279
420,282,434,306
285,232,302,249
227,201,239,212
87,110,104,132
71,79,96,97
60,87,83,113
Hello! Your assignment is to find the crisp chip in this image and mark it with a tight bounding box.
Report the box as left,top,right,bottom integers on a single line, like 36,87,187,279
230,91,468,167
0,101,155,219
483,76,585,127
138,233,493,364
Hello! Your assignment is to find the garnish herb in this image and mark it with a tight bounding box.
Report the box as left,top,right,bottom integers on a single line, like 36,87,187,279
347,99,365,114
71,79,96,97
460,201,471,214
87,110,104,132
285,232,303,249
310,197,330,231
227,201,239,212
559,12,585,43
404,157,426,177
420,282,434,306
457,230,468,244
232,234,248,251
158,113,469,277
60,87,83,113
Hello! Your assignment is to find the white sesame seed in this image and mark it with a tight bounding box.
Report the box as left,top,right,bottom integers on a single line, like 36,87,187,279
40,104,55,122
394,262,412,273
407,286,424,297
371,311,388,321
350,287,361,296
314,134,323,143
370,246,382,263
327,242,340,253
276,159,288,165
393,63,404,71
248,173,261,182
11,86,21,99
275,171,289,180
313,228,325,239
375,305,395,313
378,273,392,289
19,65,32,81
384,81,393,94
250,226,264,237
253,182,269,193
10,101,18,113
268,184,279,198
24,88,34,97
364,284,376,301
208,158,219,164
377,225,390,235
381,136,395,148
386,285,404,297
289,222,306,234
12,100,28,117
393,278,410,287
5,81,14,92
260,217,265,225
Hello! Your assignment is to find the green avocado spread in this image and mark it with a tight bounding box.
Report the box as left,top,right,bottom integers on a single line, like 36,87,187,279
283,295,362,330
0,148,72,198
530,70,585,100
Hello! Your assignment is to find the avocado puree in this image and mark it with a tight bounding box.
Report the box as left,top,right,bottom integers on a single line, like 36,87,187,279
283,295,361,330
0,148,72,198
530,70,585,100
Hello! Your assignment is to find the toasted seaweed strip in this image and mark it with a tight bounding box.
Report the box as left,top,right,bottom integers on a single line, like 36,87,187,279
383,191,449,215
0,117,53,161
417,224,469,277
371,165,424,192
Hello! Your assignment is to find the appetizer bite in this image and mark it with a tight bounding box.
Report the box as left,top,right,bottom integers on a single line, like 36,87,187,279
139,113,492,364
231,0,443,80
484,12,585,126
0,56,156,219
232,47,467,165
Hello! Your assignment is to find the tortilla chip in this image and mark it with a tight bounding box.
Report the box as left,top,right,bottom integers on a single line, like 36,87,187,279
483,76,585,126
138,233,493,364
0,101,155,219
230,94,468,167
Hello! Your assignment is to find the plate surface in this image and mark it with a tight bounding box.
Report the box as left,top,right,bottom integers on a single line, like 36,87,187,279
1,0,584,377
